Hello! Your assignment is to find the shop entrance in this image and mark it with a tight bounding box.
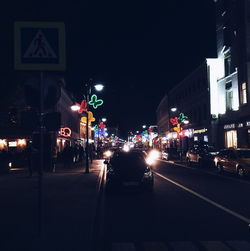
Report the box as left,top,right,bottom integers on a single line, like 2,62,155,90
225,130,237,148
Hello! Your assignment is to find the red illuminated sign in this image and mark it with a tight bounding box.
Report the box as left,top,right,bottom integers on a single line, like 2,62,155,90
60,127,71,137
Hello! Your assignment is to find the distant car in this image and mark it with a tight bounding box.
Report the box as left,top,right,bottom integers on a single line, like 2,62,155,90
161,147,179,160
214,148,250,177
186,146,218,168
105,150,154,192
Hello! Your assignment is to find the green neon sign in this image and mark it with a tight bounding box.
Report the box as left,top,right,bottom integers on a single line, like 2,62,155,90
89,94,103,109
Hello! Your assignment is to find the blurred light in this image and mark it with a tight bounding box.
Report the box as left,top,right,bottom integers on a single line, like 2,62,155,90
123,145,130,152
148,149,160,162
104,150,112,158
0,139,7,149
94,84,104,91
171,107,177,112
17,139,26,146
71,105,80,111
102,118,107,122
142,125,146,129
8,162,12,168
183,120,189,124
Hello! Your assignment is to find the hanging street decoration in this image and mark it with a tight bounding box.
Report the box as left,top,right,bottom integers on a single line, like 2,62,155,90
81,111,95,124
178,113,188,123
99,122,106,129
78,100,88,113
173,124,182,133
89,94,103,109
170,117,178,126
170,112,188,134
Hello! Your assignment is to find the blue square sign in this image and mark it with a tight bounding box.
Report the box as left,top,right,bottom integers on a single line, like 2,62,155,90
14,22,66,71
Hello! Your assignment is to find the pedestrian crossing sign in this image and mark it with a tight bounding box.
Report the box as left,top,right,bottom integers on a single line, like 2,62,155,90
14,22,66,71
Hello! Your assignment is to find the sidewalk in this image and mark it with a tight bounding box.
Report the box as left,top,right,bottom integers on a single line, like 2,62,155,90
0,159,104,251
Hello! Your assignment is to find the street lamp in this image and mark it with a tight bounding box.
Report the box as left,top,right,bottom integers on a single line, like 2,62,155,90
142,125,147,129
71,80,104,173
84,81,104,173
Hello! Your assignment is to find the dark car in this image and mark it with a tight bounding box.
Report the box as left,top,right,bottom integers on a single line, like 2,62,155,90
105,150,154,192
186,145,219,168
161,147,179,161
214,148,250,177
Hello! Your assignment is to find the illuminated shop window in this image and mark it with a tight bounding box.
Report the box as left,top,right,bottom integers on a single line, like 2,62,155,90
225,130,237,148
240,82,247,105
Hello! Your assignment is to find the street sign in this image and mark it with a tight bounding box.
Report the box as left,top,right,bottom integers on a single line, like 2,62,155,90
14,22,66,71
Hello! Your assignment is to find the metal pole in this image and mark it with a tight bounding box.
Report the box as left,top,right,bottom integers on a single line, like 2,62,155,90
85,84,90,173
85,110,89,173
38,71,44,237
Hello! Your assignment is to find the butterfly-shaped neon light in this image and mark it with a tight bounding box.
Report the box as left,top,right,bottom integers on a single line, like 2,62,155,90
173,123,182,133
99,122,106,129
78,100,88,113
89,94,103,109
170,117,178,125
178,113,188,122
81,111,95,125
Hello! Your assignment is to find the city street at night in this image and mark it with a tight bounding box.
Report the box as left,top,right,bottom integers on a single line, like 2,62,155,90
97,159,250,250
2,1,250,250
1,159,250,251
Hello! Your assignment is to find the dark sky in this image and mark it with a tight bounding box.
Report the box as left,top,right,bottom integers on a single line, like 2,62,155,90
1,0,217,138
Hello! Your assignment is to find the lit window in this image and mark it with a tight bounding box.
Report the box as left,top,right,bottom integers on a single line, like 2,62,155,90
240,82,247,105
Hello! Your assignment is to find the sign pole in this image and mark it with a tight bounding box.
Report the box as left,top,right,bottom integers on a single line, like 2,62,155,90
38,71,44,238
85,88,90,173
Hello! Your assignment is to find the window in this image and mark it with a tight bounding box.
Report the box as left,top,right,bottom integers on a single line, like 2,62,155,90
224,54,231,76
240,82,247,105
226,89,233,111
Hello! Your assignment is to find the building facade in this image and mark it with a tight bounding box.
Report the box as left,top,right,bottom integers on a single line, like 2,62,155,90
156,62,212,151
212,0,250,148
157,0,250,150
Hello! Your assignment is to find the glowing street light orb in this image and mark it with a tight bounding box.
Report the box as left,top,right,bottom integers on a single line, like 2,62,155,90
71,105,80,111
171,107,177,112
94,84,104,91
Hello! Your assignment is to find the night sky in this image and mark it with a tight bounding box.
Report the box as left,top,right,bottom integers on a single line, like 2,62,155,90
1,0,217,138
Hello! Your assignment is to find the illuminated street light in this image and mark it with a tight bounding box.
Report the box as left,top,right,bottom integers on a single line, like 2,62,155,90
102,118,107,122
70,104,80,111
171,107,177,112
142,125,146,129
71,79,104,173
94,84,104,92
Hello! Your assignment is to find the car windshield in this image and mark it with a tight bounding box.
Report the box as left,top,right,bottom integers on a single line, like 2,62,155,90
236,150,250,158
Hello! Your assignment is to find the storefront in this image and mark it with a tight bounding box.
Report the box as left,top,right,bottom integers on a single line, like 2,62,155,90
193,128,209,144
223,121,250,148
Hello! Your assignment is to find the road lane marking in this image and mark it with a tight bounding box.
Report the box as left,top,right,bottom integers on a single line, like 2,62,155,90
159,159,250,185
154,171,250,225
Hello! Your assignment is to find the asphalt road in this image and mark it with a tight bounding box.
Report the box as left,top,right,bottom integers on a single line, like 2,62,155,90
96,160,250,251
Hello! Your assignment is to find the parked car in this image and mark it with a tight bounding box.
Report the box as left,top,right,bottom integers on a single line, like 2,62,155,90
214,148,250,177
105,150,154,193
161,147,179,160
186,145,219,168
